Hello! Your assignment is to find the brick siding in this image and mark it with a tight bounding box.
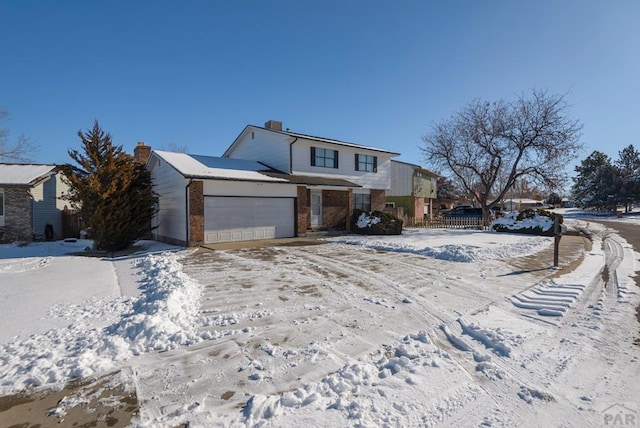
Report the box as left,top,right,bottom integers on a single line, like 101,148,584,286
370,189,386,212
188,181,204,246
296,186,308,234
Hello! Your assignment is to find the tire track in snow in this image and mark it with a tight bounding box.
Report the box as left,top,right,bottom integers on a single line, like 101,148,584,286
291,244,545,425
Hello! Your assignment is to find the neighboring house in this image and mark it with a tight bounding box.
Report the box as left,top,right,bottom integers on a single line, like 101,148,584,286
142,121,400,246
561,197,574,208
0,163,69,242
223,120,399,236
386,160,438,219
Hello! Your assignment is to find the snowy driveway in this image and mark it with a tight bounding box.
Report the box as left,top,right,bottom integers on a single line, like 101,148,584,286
1,222,639,427
131,225,640,427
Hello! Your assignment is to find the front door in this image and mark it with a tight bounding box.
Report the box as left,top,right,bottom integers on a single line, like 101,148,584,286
0,188,4,227
310,190,322,228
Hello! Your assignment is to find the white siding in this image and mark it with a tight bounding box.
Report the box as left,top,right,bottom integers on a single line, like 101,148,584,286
225,128,291,173
54,174,69,211
203,180,297,197
32,173,68,239
291,138,393,190
150,156,189,244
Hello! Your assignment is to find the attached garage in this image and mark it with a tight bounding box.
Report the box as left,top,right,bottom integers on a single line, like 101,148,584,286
204,196,295,244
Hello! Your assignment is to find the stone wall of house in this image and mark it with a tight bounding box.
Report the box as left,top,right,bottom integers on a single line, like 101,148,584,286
188,181,204,246
2,187,33,242
323,190,349,230
370,189,387,212
296,186,308,234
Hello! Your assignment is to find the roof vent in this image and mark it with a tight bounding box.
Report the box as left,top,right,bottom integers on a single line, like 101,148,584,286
264,120,283,131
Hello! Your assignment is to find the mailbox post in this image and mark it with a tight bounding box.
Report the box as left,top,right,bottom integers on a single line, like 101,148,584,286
553,216,565,267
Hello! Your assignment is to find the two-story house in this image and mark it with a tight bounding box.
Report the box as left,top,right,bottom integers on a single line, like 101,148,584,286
386,160,439,221
223,120,399,236
143,121,399,246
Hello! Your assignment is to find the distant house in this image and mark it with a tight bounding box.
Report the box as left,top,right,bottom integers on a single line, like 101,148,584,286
0,163,69,242
143,120,400,246
386,160,438,219
502,198,544,212
561,197,574,208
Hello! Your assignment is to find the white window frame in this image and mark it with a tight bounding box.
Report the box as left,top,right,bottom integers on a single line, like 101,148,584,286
355,154,377,172
311,147,339,169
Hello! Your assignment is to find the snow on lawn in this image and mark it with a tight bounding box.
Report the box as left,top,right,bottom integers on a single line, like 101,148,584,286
0,211,639,427
328,228,553,262
0,240,196,393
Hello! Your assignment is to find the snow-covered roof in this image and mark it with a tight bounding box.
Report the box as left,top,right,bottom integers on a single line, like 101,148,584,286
0,163,57,186
153,151,289,182
504,198,544,205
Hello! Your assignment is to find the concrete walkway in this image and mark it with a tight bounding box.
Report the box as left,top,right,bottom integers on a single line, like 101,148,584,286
198,236,329,252
507,232,591,278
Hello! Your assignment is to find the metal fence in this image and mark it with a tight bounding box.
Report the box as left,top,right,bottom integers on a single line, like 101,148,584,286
404,216,486,230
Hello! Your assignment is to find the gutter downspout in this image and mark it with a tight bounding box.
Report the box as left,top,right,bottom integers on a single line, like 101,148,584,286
288,137,299,236
185,179,193,246
289,137,298,173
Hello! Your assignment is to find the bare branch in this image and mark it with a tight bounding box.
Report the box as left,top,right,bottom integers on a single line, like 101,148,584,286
0,108,39,162
422,89,584,212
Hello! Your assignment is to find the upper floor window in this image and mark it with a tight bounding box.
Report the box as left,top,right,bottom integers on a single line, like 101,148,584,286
311,147,339,169
355,154,377,172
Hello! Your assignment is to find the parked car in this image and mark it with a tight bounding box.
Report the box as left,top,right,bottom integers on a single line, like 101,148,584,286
443,206,483,218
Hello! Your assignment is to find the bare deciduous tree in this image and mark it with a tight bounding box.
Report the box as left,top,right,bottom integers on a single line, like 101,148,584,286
421,89,583,220
0,108,38,162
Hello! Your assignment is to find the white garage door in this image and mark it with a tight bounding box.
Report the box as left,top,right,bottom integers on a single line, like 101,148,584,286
204,197,295,244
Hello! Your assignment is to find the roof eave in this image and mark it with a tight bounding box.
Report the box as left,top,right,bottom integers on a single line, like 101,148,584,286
222,125,255,158
255,126,400,156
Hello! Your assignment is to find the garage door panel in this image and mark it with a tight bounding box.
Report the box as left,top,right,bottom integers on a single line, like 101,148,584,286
204,197,294,244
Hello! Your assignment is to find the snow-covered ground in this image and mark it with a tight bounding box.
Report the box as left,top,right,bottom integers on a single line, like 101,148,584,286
0,209,639,427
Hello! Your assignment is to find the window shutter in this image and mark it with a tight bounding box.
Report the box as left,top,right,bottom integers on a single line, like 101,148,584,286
373,156,378,172
311,147,316,166
355,154,360,171
334,150,339,169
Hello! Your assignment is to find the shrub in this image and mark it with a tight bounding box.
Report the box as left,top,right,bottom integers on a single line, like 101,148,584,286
491,209,563,236
351,210,403,235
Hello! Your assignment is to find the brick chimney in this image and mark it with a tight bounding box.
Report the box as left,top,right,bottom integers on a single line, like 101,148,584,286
134,141,151,165
264,120,283,131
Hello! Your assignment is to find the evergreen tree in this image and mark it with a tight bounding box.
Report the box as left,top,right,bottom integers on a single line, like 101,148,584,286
62,121,158,251
615,145,640,212
434,176,465,209
571,151,621,210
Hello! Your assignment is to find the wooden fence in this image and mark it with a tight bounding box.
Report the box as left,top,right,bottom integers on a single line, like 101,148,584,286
404,216,486,230
61,208,81,239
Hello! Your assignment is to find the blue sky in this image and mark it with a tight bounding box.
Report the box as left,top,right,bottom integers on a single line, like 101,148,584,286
1,1,638,177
